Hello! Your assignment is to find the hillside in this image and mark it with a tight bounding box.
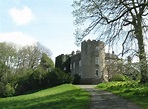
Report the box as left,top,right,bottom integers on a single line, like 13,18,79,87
0,84,90,109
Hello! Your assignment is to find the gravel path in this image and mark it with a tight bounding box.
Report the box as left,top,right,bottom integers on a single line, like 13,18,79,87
78,85,142,109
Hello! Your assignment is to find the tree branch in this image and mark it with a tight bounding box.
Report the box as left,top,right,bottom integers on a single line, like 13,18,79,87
122,29,135,56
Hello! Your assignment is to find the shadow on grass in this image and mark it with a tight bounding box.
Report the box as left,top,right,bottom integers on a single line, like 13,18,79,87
0,89,89,109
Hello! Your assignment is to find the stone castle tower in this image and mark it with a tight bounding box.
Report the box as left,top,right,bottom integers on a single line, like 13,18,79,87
80,40,106,84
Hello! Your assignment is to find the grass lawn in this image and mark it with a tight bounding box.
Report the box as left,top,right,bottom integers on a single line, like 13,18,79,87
0,84,90,109
96,81,148,109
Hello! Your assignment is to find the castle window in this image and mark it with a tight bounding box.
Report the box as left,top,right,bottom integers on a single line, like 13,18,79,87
95,69,99,76
73,62,75,69
63,56,66,62
95,57,99,65
70,64,72,70
79,60,81,67
96,46,99,52
64,67,66,71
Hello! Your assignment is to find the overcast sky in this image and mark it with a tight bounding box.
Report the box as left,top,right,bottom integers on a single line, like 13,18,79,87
0,0,82,61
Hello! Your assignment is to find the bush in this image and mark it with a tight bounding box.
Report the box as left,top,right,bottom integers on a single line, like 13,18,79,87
0,82,5,97
4,83,15,97
73,74,81,84
48,69,73,87
0,82,15,97
110,73,126,81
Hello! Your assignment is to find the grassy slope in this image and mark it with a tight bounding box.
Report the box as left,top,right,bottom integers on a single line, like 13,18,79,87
0,84,90,109
96,81,148,109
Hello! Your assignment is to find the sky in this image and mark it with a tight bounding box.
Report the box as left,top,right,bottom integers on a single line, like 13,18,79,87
0,0,81,61
1,0,146,63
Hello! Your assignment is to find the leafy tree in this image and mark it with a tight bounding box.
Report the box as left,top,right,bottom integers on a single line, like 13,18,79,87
0,42,17,97
16,42,52,71
0,42,17,76
39,53,54,71
0,42,53,96
27,53,54,88
48,69,73,87
73,0,148,83
17,45,41,71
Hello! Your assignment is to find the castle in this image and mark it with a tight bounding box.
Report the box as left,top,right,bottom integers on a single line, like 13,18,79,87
55,40,118,84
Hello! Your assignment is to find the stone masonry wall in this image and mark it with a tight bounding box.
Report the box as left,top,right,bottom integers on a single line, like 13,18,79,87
81,40,106,84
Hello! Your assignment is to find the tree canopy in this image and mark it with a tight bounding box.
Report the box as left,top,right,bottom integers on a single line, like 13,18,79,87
0,42,53,97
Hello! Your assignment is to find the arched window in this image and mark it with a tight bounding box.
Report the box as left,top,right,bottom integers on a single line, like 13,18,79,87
79,60,81,67
73,62,75,69
96,46,99,52
70,64,72,70
95,57,99,65
95,69,99,76
64,67,66,71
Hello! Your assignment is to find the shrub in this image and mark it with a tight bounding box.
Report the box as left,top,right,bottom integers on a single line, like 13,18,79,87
0,82,5,97
110,73,126,81
0,82,15,97
48,69,73,87
4,83,15,97
73,74,81,84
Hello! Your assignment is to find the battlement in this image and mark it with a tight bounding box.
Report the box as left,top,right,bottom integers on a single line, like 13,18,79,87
82,39,104,43
82,39,105,49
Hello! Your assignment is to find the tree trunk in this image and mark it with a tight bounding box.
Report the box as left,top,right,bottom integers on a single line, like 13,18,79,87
138,38,148,83
135,22,148,83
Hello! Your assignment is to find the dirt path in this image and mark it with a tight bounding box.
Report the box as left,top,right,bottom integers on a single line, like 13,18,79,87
78,85,142,109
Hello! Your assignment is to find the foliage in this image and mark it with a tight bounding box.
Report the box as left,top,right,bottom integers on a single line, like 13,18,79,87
40,53,54,71
110,73,126,81
3,83,15,97
55,54,71,73
15,68,73,95
0,82,15,97
0,84,90,109
0,42,16,77
96,81,148,109
73,74,81,84
48,69,73,87
0,42,54,97
123,63,141,81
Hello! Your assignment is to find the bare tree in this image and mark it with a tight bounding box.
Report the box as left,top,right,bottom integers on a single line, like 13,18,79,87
72,0,148,83
17,42,52,71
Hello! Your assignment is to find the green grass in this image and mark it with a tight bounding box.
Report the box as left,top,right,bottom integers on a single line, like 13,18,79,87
96,81,148,109
0,84,90,109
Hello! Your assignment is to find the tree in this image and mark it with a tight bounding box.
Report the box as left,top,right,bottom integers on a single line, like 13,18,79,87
0,42,17,80
17,44,41,71
39,53,54,71
17,42,52,72
73,0,148,83
29,53,54,87
0,42,17,97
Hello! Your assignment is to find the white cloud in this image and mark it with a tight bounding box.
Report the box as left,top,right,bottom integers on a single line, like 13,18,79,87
0,32,37,46
9,6,34,25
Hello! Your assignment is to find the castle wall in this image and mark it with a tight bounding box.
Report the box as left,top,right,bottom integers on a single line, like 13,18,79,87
70,53,81,76
55,54,71,73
